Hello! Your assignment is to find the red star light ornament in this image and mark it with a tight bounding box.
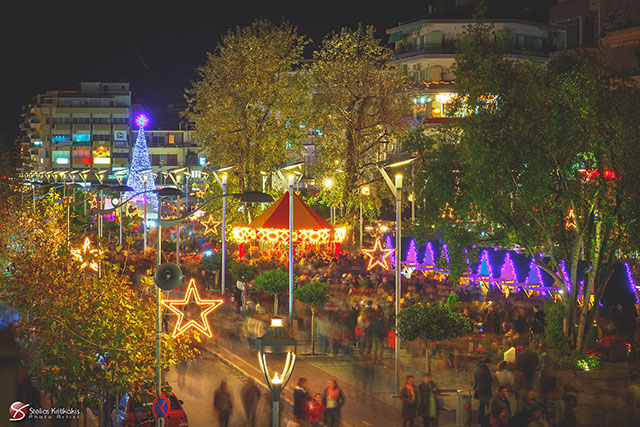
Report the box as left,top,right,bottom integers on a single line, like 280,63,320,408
161,278,223,337
362,238,394,271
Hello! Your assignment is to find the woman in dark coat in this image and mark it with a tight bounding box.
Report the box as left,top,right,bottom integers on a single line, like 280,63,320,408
417,374,439,427
401,375,418,427
322,379,346,427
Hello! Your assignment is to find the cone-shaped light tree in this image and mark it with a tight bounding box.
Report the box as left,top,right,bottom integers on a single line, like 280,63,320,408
125,114,158,210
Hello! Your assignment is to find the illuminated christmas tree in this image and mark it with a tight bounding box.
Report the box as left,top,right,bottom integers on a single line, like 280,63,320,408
385,235,395,268
406,239,418,265
125,114,157,210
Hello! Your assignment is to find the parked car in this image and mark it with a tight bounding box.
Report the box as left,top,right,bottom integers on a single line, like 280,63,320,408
112,391,188,427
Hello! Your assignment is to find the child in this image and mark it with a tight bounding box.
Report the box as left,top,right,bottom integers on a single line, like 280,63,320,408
308,393,326,427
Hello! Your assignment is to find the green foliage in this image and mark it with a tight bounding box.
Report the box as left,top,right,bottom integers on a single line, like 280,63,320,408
395,302,471,344
185,19,310,222
309,24,410,226
544,301,583,370
200,252,222,272
293,281,329,309
229,260,260,283
411,19,640,351
254,268,290,296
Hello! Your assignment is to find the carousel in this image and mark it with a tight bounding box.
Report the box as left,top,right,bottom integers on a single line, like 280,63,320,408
232,191,346,258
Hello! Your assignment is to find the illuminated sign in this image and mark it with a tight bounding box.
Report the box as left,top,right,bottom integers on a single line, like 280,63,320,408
232,226,347,244
161,278,223,337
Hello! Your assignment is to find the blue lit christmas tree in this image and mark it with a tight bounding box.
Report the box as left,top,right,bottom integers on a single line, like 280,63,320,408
125,114,157,210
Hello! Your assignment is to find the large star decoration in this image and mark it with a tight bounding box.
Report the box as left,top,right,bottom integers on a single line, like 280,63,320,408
201,215,221,235
71,237,103,272
161,278,223,338
362,238,394,271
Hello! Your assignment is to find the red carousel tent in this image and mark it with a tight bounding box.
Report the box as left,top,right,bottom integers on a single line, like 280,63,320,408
232,192,346,255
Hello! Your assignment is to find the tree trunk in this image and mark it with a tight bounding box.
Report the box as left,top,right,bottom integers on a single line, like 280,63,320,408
311,309,316,355
274,294,278,316
576,220,602,353
425,342,432,375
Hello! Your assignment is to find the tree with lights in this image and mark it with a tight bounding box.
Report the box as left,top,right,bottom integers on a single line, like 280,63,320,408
185,19,310,222
125,114,157,210
407,20,640,353
309,25,410,230
0,195,198,417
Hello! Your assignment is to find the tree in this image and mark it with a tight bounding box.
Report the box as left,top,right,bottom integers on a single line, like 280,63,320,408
185,19,310,222
229,260,260,284
309,25,410,235
293,282,329,355
0,199,198,423
395,302,471,374
410,20,640,352
254,269,290,315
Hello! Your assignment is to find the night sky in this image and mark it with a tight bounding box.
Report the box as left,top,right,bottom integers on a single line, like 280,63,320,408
0,0,552,150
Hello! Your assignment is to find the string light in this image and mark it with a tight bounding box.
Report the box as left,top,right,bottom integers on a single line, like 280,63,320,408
70,237,103,272
232,227,345,244
200,214,221,235
362,238,393,271
161,278,223,338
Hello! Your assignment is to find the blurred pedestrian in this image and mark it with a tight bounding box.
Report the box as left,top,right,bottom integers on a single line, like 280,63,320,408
417,374,439,427
308,393,326,427
323,379,346,427
490,386,511,426
530,305,546,345
474,359,493,427
241,378,261,427
401,375,418,427
294,378,311,424
213,379,233,427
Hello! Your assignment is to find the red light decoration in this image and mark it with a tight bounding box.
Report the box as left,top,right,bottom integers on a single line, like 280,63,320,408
580,169,618,179
362,238,394,271
161,278,223,338
232,226,346,244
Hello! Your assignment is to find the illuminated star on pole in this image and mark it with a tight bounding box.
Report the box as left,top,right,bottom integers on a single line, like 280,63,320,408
161,278,223,338
201,214,221,235
362,238,394,271
71,237,103,272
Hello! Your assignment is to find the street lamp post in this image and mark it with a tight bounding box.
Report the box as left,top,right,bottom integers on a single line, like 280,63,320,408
360,186,371,249
376,156,415,396
206,164,235,294
257,317,297,427
288,174,295,328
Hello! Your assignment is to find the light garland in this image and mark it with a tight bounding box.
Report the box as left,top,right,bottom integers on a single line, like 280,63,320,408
232,226,346,244
161,278,223,338
362,238,394,271
200,214,221,235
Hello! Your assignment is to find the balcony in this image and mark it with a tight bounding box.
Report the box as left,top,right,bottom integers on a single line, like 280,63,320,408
394,40,456,58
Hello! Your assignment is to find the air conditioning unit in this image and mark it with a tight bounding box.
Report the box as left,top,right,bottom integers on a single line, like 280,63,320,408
413,64,421,70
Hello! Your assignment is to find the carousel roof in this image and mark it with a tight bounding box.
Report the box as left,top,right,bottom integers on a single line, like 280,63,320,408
249,191,332,230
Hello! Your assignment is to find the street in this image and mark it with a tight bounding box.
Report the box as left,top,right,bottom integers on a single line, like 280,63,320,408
165,355,275,427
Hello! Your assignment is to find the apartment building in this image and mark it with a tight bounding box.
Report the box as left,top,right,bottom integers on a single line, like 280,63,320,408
386,19,565,122
551,0,640,78
22,82,131,173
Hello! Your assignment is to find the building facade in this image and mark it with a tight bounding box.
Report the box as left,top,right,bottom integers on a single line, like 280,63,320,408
21,82,132,173
386,19,565,123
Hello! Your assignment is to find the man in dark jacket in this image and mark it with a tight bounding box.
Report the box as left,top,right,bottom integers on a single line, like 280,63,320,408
417,374,439,427
241,378,261,427
213,379,233,427
293,377,311,424
531,305,546,345
474,359,493,427
491,386,512,425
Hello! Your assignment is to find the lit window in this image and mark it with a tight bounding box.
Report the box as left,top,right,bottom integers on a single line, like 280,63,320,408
168,135,175,144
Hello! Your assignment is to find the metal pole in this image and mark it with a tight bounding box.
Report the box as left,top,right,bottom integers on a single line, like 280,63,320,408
273,400,279,427
65,185,69,245
185,175,189,212
359,202,363,249
394,174,402,396
83,187,87,216
176,224,180,265
144,193,147,252
288,175,294,327
32,186,36,213
221,175,227,295
156,203,162,399
118,192,123,246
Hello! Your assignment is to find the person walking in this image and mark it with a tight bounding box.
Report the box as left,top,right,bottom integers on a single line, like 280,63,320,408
530,305,546,345
308,393,326,427
474,359,493,427
323,379,346,427
417,374,439,427
495,361,516,412
490,386,512,427
213,379,233,427
294,377,312,424
241,378,261,427
401,375,418,427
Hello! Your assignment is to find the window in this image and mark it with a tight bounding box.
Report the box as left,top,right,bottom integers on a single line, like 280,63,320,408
53,151,69,164
92,117,110,124
168,134,175,144
93,134,110,141
72,134,90,142
152,135,166,145
52,134,71,143
72,117,91,124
